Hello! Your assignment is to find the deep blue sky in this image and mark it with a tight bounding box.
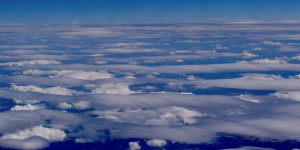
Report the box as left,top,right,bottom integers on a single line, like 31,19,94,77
0,0,299,24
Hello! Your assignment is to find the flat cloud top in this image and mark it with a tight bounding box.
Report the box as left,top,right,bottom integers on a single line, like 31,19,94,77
1,23,300,149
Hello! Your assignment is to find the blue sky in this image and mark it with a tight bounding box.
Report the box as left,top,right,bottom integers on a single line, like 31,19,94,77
0,0,300,23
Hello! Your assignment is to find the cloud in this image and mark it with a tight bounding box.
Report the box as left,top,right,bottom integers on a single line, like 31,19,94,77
129,141,141,150
23,69,113,80
0,136,50,150
72,101,91,110
235,95,261,103
292,55,300,61
238,59,287,64
272,91,300,101
93,106,205,126
0,45,48,49
57,102,73,109
146,139,167,147
91,83,136,95
59,27,122,38
239,73,282,80
57,101,91,110
262,41,282,46
11,104,44,111
157,106,205,125
223,146,274,150
0,60,61,66
1,126,66,142
10,84,78,96
241,52,257,58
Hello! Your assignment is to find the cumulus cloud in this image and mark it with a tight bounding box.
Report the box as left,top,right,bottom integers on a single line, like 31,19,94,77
57,101,91,110
1,126,66,142
57,102,73,109
129,141,141,150
91,83,136,95
146,139,167,147
157,107,205,125
94,106,205,126
272,91,300,101
11,104,44,111
10,84,78,96
0,60,61,66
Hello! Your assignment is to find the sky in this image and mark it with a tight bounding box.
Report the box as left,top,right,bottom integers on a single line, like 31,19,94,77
0,0,300,24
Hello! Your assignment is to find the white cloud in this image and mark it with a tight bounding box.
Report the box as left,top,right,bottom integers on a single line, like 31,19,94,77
11,104,44,111
57,102,73,109
10,84,78,96
1,126,66,142
146,139,167,147
129,141,141,150
94,106,205,126
72,101,91,110
241,52,257,58
23,69,113,80
0,60,61,66
236,95,261,103
238,59,287,64
57,101,90,110
91,83,136,95
292,55,300,61
272,91,300,101
158,107,205,125
262,41,282,46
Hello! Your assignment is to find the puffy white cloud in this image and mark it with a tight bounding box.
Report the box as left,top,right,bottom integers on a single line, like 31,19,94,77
57,102,73,109
10,84,78,96
11,104,44,111
94,106,205,126
23,69,113,80
272,91,300,101
1,126,66,142
91,83,136,95
146,139,167,147
0,60,61,66
57,101,91,110
158,107,205,125
129,141,141,150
